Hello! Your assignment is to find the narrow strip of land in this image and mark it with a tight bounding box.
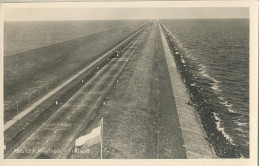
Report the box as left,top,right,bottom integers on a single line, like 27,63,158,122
156,24,186,159
73,23,187,159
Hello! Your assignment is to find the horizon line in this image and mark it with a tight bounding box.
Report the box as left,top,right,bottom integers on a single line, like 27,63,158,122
4,18,249,22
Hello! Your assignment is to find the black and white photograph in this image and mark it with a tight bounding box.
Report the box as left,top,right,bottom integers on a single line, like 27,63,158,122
0,1,258,164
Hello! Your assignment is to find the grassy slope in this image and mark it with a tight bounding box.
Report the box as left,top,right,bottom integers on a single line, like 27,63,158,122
4,21,146,122
4,20,147,56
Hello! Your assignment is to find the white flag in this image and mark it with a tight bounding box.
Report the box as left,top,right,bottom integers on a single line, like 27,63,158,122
75,124,101,147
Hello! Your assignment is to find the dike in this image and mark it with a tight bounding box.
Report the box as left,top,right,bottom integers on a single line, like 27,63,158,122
160,23,241,158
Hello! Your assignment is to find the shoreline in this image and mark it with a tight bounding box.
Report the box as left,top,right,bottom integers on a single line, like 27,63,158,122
159,24,217,158
160,23,242,158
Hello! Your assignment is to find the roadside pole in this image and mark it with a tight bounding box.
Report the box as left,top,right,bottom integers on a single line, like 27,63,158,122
101,117,103,159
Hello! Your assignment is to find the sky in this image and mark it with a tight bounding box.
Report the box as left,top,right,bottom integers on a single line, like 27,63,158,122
3,4,249,21
2,0,253,2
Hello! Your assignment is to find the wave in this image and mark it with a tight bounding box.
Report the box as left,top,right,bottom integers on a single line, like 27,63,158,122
180,55,186,64
197,63,222,94
212,112,236,145
236,122,248,127
233,119,248,128
218,96,236,113
196,63,239,115
235,127,246,133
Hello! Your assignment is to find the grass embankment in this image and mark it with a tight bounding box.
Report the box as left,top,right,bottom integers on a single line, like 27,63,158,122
4,20,148,56
4,22,146,122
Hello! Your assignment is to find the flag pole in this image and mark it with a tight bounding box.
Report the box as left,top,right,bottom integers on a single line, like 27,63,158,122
101,117,103,159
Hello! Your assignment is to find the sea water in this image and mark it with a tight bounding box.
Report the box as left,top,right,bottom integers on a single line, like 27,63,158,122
162,19,249,157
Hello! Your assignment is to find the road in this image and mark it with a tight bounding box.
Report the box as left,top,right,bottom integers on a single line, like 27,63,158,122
70,22,187,159
7,25,150,159
4,23,149,131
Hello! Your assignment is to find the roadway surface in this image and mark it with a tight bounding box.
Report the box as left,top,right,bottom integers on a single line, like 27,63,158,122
71,22,187,159
4,23,149,131
7,25,150,159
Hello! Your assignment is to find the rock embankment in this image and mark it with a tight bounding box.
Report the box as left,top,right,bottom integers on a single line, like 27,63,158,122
160,23,241,158
159,24,217,158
